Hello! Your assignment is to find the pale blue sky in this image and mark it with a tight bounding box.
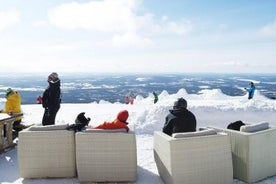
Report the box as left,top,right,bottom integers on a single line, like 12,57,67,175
0,0,276,74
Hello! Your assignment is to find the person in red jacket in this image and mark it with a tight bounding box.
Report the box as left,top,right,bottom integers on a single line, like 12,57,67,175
91,110,129,132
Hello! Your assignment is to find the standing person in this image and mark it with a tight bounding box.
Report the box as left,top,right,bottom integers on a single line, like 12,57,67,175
153,91,159,104
129,91,135,105
125,95,129,104
37,95,42,104
42,72,61,126
245,82,255,100
0,88,27,137
163,97,196,136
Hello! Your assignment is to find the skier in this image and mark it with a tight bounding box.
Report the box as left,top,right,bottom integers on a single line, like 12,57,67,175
244,82,255,99
153,92,158,104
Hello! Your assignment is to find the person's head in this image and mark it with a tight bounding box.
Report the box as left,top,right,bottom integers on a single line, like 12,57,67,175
250,82,254,86
117,110,129,124
5,88,14,98
75,112,91,126
173,97,187,110
48,72,59,82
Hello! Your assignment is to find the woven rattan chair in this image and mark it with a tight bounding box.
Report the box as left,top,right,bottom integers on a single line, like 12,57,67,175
210,124,276,183
75,129,137,183
154,131,233,184
18,125,76,178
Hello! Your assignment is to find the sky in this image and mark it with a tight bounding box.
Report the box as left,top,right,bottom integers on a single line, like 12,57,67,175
0,0,276,74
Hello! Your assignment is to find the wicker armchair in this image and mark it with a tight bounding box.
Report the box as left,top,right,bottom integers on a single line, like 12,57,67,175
209,125,276,183
17,125,76,178
154,131,233,184
75,129,137,182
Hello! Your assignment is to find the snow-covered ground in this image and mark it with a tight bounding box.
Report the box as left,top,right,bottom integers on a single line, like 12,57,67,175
1,89,276,184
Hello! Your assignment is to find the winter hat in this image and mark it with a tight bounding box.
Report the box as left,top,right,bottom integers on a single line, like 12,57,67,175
5,88,14,98
117,110,129,124
173,97,187,110
49,72,58,79
75,112,91,125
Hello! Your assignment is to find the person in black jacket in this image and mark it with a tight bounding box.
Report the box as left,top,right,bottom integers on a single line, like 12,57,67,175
163,97,196,136
42,72,61,126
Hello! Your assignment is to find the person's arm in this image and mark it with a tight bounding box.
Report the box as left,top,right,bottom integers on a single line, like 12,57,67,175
42,88,49,108
163,116,173,136
2,100,11,113
245,87,251,93
93,121,115,129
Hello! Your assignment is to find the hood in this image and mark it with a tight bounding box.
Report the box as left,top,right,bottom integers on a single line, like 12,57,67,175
7,91,21,102
169,108,187,116
117,110,129,123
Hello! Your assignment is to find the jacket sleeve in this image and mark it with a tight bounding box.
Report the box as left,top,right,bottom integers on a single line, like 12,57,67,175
162,116,173,136
94,121,113,129
94,120,129,131
42,89,49,108
246,87,253,93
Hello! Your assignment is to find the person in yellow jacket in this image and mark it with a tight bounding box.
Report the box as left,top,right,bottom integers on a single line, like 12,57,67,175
0,88,27,136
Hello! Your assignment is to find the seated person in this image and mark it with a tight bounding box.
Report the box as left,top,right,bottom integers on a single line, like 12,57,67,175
0,88,29,138
227,120,245,131
88,110,129,132
163,97,196,136
67,112,91,132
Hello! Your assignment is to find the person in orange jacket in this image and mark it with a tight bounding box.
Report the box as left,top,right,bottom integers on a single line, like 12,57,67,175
91,110,129,132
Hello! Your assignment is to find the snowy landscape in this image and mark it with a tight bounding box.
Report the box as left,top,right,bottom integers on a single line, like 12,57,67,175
1,0,276,183
1,89,276,184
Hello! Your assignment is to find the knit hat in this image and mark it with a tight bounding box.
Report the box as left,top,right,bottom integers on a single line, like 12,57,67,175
5,88,14,98
75,112,91,125
173,97,187,110
117,110,129,124
49,72,58,79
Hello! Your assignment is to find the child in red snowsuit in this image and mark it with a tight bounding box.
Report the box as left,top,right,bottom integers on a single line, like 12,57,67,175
91,110,129,132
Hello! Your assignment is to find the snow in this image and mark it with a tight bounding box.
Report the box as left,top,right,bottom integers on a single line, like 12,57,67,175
1,89,276,184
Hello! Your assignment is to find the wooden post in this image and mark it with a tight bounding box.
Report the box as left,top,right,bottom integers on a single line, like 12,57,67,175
6,119,15,148
0,113,21,153
0,123,4,152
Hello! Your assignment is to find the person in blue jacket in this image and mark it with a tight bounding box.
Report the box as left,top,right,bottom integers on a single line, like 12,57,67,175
245,82,255,100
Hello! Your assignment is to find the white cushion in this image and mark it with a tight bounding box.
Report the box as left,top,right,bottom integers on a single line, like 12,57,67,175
240,121,269,133
84,128,128,133
172,129,217,138
28,124,69,131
